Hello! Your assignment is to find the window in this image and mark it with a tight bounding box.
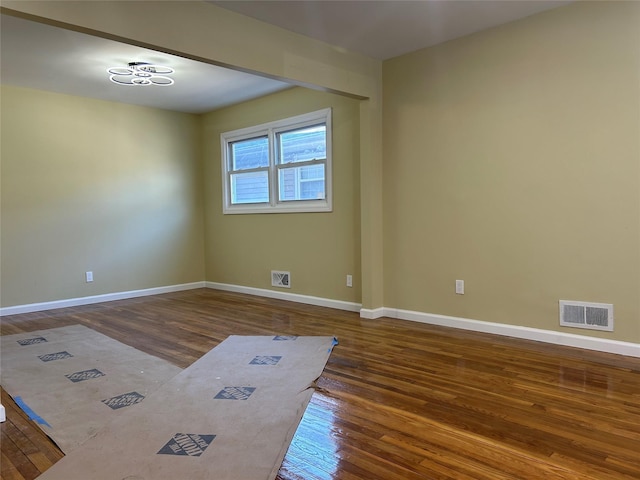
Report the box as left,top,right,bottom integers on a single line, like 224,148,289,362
221,108,331,214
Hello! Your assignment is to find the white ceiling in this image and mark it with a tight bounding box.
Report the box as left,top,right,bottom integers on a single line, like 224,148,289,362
1,1,571,114
212,0,571,60
0,14,291,114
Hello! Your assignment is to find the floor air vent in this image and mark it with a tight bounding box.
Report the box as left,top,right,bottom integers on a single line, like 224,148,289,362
271,271,291,288
559,300,613,331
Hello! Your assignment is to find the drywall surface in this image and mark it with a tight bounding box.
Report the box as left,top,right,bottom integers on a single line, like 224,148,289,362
0,86,205,307
382,2,640,342
202,87,361,303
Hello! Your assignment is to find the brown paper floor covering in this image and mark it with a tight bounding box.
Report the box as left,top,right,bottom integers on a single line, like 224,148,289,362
0,325,182,453
35,334,337,480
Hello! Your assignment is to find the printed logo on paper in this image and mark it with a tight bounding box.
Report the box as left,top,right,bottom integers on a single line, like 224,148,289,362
101,391,145,410
273,335,298,341
18,337,48,346
38,351,73,362
249,355,282,365
214,386,256,400
157,433,216,457
65,368,105,383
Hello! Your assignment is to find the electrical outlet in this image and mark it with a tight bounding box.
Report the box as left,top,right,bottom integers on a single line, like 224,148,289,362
455,279,464,295
85,271,93,283
346,275,353,287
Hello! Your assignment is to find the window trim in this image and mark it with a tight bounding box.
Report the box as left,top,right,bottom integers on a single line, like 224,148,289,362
221,108,332,214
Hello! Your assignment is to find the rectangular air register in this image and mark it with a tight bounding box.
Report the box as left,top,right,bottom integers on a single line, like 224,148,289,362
559,300,613,331
271,271,291,288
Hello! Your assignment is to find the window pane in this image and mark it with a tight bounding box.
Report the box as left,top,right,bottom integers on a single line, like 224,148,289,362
231,136,269,170
221,108,332,214
230,171,269,204
278,165,325,201
277,125,326,164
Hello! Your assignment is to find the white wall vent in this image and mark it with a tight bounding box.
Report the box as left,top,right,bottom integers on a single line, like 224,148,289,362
271,270,291,289
559,300,613,332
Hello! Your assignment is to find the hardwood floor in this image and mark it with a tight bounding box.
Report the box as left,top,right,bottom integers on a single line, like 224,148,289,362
1,288,639,479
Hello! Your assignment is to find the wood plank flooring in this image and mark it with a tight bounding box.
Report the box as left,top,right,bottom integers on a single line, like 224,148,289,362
1,288,639,479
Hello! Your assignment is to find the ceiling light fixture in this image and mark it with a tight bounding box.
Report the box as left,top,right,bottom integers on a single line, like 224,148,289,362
107,62,174,86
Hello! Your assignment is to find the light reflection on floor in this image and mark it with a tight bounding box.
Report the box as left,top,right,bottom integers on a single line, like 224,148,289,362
279,392,341,480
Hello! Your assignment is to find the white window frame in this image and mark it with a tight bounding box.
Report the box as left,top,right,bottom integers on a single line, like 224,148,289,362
221,108,332,214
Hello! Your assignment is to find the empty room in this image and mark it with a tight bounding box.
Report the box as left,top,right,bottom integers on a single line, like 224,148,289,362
1,1,638,479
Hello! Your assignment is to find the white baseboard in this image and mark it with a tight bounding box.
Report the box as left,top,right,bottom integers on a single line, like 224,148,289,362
360,307,386,319
206,282,362,312
367,307,640,358
0,282,206,316
3,282,636,357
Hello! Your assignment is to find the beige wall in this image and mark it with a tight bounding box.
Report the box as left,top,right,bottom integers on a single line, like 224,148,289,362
202,87,361,303
1,1,637,345
1,0,385,311
0,86,205,307
383,2,640,342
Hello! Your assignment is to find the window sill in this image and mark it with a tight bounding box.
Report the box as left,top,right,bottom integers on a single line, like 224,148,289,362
223,201,332,215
